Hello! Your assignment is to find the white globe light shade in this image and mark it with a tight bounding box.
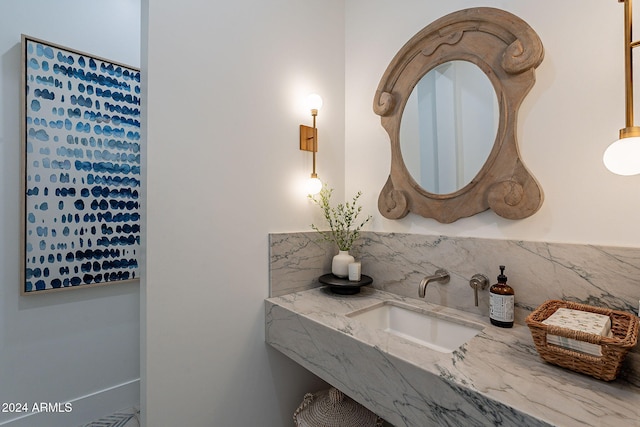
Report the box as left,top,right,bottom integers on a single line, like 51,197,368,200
307,176,323,195
306,93,323,112
603,137,640,176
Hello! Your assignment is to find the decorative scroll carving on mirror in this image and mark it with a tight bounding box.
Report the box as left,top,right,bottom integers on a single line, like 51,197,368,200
374,7,544,223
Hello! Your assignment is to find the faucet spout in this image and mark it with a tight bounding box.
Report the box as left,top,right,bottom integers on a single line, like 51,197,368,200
419,269,450,298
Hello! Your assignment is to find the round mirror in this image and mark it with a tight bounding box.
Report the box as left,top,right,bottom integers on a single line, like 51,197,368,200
400,60,499,195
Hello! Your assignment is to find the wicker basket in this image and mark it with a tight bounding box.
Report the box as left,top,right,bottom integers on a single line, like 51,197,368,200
293,388,383,427
525,300,639,381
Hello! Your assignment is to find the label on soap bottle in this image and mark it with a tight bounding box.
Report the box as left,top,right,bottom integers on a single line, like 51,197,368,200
489,293,514,323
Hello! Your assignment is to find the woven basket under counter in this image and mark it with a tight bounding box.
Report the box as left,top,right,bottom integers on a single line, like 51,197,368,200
525,300,639,381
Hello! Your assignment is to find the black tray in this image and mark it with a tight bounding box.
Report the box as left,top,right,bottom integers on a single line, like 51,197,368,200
319,273,373,295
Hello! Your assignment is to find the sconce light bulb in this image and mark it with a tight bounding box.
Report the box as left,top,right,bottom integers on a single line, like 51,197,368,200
307,176,323,195
603,136,640,176
306,93,323,113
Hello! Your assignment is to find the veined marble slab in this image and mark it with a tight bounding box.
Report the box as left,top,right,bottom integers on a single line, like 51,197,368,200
266,287,640,427
269,232,640,323
268,232,333,297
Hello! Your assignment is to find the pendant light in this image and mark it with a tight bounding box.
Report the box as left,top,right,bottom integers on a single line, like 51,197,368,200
604,0,640,175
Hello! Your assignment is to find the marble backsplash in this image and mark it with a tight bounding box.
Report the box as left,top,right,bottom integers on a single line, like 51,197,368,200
269,232,640,324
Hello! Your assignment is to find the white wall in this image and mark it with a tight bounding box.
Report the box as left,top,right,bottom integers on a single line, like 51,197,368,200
0,1,141,426
346,0,640,247
142,1,344,425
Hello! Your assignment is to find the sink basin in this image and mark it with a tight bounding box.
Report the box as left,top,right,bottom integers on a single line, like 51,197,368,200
347,301,483,353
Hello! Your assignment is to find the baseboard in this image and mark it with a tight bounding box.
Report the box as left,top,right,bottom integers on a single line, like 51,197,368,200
0,379,140,427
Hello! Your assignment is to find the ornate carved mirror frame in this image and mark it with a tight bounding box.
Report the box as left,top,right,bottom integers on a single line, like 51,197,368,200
374,7,544,223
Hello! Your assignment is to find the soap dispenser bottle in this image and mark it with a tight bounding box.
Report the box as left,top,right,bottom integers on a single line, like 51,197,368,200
489,265,514,328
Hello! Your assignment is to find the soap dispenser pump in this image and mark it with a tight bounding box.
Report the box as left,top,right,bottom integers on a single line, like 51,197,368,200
489,265,514,328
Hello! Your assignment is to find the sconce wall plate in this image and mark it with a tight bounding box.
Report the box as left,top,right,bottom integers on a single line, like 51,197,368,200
300,125,318,152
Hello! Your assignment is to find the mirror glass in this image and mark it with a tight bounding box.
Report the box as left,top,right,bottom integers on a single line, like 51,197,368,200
400,60,499,194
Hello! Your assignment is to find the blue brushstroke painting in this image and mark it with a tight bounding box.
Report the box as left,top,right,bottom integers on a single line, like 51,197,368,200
25,38,141,292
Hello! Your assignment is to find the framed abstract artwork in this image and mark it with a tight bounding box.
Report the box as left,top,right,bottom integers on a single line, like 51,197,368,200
21,35,141,294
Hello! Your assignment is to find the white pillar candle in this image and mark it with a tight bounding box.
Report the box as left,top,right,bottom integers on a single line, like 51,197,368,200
348,262,361,282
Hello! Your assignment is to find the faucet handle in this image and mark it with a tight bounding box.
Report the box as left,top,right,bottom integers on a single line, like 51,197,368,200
469,274,489,306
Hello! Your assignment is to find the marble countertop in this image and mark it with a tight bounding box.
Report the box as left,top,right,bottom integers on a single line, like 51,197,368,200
265,286,640,427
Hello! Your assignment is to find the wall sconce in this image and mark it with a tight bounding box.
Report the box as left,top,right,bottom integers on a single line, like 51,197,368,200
300,94,323,194
604,0,640,175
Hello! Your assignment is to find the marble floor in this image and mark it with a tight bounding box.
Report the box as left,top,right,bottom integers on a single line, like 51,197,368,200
79,407,139,427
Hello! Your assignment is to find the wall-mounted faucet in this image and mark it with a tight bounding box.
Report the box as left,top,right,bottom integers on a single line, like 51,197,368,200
418,269,450,298
469,274,489,306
